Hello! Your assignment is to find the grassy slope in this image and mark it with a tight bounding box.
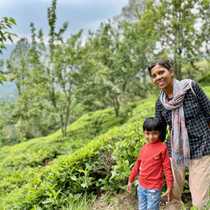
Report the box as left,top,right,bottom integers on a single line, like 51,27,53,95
0,108,128,201
0,97,155,209
0,85,209,209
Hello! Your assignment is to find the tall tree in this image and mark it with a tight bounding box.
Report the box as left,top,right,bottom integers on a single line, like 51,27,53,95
156,0,210,79
0,17,16,82
7,38,30,95
29,0,82,136
75,2,160,117
6,36,60,140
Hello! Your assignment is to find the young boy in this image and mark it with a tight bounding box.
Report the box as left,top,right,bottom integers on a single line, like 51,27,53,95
127,117,173,210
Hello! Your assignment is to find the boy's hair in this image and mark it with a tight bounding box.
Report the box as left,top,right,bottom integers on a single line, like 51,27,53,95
143,117,166,141
143,117,162,132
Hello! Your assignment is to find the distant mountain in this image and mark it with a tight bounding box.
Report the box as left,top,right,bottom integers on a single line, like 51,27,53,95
0,82,17,101
114,0,146,22
0,45,16,101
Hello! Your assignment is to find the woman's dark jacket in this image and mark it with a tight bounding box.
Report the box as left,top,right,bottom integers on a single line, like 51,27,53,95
155,81,210,159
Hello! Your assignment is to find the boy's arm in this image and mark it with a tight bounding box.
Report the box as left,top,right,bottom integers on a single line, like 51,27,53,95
162,146,173,200
127,156,141,193
128,157,141,183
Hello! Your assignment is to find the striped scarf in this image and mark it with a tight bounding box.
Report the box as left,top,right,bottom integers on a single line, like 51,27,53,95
160,79,194,166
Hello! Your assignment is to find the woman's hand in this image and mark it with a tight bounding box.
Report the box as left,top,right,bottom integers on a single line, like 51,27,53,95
161,188,172,202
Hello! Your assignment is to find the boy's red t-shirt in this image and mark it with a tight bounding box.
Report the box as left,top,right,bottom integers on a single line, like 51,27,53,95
129,139,173,190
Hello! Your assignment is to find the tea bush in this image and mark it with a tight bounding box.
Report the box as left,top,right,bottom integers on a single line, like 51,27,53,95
0,85,209,209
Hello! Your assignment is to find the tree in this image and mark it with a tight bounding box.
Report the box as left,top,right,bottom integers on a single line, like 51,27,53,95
7,38,30,95
155,0,210,79
50,31,83,136
75,3,160,117
0,101,16,146
27,0,83,137
6,36,60,140
199,0,210,59
74,23,123,116
0,17,16,82
119,0,161,90
0,17,16,53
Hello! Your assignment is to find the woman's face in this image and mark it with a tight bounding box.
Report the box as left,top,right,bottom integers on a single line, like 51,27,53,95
150,64,174,90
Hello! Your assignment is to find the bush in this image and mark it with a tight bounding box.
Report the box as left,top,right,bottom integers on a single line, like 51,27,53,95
1,98,155,209
0,105,130,208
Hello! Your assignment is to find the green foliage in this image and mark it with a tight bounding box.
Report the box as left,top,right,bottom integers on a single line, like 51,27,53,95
0,95,155,209
202,86,210,98
75,5,160,116
6,37,60,142
6,0,82,138
0,86,209,209
56,193,96,210
3,0,210,143
0,16,16,84
199,62,210,86
0,104,128,208
0,101,16,145
0,17,16,53
155,0,210,79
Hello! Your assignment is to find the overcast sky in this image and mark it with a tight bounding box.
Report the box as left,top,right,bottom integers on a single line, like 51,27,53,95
0,0,128,88
0,0,128,40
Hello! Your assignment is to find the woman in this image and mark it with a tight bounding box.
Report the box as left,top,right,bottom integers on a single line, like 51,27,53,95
148,59,210,210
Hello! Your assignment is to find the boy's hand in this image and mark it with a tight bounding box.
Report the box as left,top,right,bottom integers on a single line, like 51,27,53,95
127,182,132,193
161,188,172,202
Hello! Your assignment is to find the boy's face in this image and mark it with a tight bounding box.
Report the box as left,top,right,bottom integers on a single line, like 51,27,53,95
144,130,160,143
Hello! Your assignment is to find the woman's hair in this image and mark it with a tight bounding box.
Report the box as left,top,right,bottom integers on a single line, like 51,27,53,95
148,59,173,76
143,117,166,141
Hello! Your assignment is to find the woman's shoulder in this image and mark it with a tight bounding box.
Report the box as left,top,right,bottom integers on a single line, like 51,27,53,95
190,79,203,92
181,79,199,88
184,79,203,97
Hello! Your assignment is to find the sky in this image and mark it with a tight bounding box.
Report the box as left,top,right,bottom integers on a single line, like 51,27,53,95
0,0,128,94
0,0,128,41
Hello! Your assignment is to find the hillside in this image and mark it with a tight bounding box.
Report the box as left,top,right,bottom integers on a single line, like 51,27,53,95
0,85,210,209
